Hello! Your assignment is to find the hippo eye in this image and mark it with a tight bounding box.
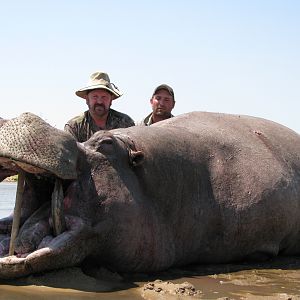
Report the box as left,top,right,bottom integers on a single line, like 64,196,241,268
97,137,114,154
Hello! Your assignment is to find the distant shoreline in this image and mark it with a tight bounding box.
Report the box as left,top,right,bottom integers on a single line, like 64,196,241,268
3,175,18,182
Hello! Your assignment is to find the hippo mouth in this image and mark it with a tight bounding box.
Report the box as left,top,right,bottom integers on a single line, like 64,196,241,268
0,162,67,254
0,113,80,276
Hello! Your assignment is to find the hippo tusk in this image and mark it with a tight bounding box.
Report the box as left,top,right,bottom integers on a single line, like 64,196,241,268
51,178,66,236
9,171,25,255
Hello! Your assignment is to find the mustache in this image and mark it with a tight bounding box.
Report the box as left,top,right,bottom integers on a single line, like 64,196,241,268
92,103,108,111
94,103,106,109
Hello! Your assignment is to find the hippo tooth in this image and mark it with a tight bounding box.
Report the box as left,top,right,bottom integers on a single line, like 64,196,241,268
9,171,26,255
51,178,66,236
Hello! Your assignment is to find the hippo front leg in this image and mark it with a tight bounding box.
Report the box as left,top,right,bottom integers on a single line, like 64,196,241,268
0,216,97,279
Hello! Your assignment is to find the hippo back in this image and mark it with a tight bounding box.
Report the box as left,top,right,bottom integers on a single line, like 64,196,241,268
109,111,300,263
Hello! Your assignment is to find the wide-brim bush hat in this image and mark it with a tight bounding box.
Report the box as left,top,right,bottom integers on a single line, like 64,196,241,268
152,84,175,101
76,71,123,100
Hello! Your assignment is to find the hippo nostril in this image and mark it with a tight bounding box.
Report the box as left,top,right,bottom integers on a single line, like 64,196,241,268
51,178,66,236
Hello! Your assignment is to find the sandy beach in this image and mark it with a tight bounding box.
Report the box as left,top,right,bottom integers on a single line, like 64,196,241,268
0,256,300,299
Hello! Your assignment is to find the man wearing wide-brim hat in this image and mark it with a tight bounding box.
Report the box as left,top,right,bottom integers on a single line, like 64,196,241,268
64,71,135,142
141,84,175,126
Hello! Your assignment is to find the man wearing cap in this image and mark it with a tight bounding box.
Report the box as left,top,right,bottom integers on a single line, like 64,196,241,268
141,84,175,126
64,71,135,142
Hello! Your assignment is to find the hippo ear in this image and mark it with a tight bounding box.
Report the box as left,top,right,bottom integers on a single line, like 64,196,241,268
129,150,144,167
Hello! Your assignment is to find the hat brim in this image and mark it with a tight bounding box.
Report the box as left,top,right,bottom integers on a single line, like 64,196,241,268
75,84,122,100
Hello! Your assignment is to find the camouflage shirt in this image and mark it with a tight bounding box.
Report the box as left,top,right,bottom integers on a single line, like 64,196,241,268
64,109,135,142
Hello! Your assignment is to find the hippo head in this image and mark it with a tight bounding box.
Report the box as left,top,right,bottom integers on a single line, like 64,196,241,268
0,112,146,278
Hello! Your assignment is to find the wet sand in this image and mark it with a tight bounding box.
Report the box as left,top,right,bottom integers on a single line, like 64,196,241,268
0,256,300,299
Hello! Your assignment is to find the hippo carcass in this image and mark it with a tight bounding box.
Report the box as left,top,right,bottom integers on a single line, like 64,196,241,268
0,111,300,279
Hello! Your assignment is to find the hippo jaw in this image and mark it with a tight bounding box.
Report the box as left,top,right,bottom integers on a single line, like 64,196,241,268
0,112,78,180
0,113,82,278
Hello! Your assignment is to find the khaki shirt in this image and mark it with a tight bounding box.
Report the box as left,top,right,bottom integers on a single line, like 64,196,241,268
64,109,135,142
140,113,174,126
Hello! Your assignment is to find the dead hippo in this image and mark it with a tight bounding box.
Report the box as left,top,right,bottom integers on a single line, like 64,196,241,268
0,111,300,279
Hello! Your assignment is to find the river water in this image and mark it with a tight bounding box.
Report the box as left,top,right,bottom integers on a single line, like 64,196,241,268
0,182,16,218
0,182,300,299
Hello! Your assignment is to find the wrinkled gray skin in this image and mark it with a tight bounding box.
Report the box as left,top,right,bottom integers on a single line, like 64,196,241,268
0,111,300,279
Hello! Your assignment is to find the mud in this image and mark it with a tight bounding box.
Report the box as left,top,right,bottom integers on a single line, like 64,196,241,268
0,256,300,299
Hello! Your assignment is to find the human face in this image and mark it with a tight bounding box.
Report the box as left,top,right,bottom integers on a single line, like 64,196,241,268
86,89,113,120
150,89,175,118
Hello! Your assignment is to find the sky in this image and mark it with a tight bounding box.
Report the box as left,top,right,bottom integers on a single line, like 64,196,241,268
0,0,299,133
